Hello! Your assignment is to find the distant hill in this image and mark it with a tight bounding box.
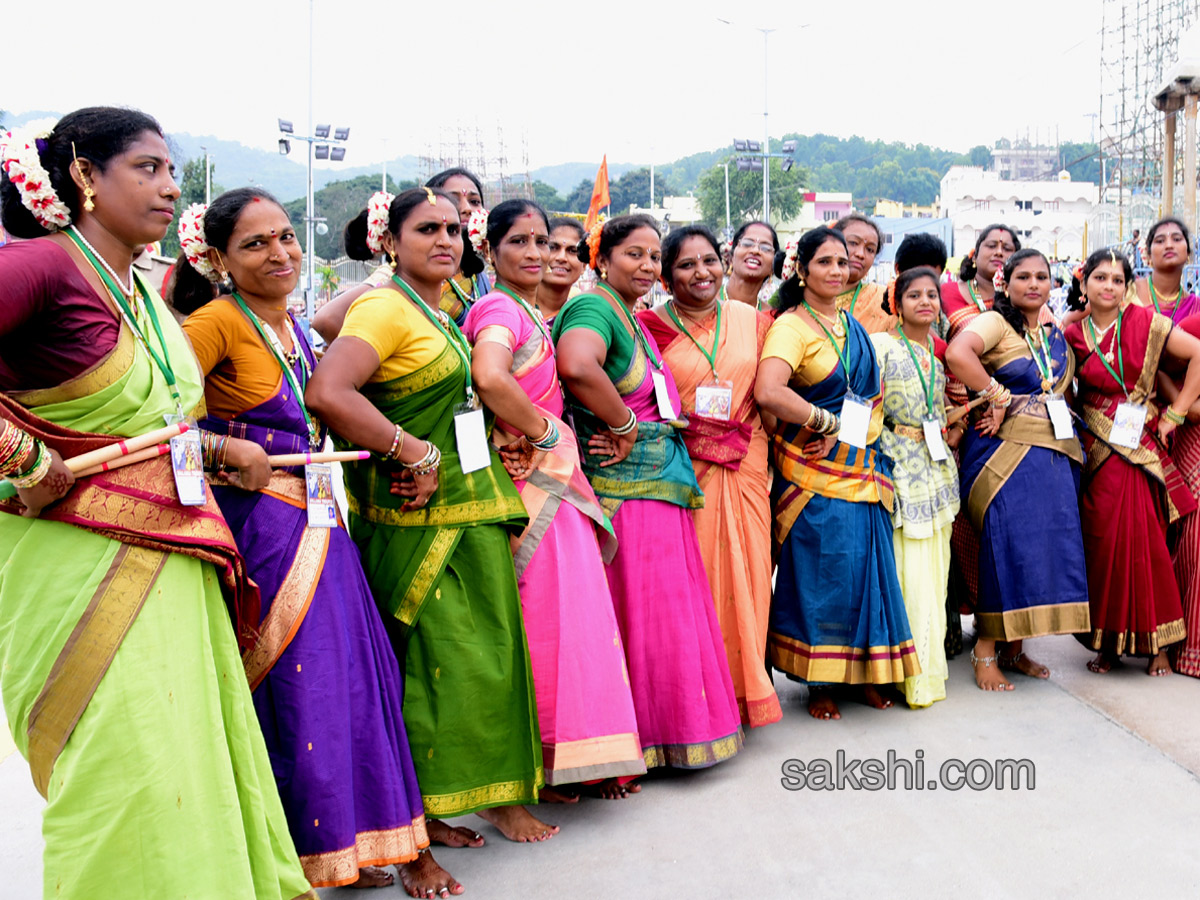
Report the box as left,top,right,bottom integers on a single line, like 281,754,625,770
528,161,640,195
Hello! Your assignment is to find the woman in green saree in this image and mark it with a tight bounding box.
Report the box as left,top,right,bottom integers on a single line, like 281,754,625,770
0,108,313,899
306,187,552,848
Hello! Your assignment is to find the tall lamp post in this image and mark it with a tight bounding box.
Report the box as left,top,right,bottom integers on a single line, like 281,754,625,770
732,139,798,222
277,119,349,318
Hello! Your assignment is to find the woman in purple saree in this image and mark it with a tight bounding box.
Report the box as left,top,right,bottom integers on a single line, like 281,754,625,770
175,189,461,897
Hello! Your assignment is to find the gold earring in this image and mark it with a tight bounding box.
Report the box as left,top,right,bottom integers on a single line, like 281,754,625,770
387,251,397,270
72,142,96,212
599,267,608,280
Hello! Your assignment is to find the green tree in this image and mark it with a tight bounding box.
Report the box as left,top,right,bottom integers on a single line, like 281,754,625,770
968,145,992,168
565,178,594,214
695,157,808,230
161,158,223,257
283,174,416,259
1059,142,1101,184
316,264,340,303
531,180,566,211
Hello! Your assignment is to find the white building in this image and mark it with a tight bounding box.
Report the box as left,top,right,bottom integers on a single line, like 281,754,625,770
939,166,1098,259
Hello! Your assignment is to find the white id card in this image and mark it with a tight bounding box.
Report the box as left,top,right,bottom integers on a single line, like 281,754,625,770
304,463,337,528
923,417,948,461
837,393,872,449
168,420,206,507
651,370,677,420
1046,395,1074,440
695,380,734,421
1110,401,1146,449
453,403,491,473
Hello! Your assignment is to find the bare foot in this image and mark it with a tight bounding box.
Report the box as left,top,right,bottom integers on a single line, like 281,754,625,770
538,786,580,804
347,866,394,889
1148,650,1173,677
477,805,559,842
1087,651,1119,674
998,649,1050,679
972,645,1014,691
857,685,894,709
397,850,463,898
426,819,484,848
580,778,640,800
807,686,841,720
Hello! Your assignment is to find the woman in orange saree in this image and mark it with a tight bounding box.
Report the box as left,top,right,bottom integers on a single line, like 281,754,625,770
639,225,780,729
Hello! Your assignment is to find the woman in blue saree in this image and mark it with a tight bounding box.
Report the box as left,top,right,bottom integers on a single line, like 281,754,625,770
755,226,918,721
946,248,1090,692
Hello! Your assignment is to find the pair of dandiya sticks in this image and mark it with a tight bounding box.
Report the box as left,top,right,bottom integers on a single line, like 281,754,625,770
0,422,368,500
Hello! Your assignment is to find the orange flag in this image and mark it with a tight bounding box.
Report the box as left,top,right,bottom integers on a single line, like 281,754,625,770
584,155,610,232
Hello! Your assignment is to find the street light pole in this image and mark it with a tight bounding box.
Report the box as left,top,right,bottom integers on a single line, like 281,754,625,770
201,146,211,205
306,0,315,320
723,161,731,238
761,28,773,223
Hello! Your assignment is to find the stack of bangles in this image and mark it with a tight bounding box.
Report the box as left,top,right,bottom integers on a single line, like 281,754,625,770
803,404,840,436
0,424,52,489
530,418,560,451
405,441,441,477
979,377,1013,409
386,424,406,462
200,431,231,471
610,407,637,436
1163,405,1187,427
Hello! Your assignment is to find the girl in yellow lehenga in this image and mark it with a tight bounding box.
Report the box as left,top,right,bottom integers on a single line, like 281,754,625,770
0,108,312,899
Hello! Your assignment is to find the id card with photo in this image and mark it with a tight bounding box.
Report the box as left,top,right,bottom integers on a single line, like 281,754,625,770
305,463,337,528
1110,401,1146,449
166,416,205,507
695,380,734,421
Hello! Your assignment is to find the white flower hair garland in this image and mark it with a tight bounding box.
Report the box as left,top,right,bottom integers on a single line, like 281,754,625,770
780,239,799,281
466,207,489,254
366,191,394,256
178,203,219,282
0,128,72,232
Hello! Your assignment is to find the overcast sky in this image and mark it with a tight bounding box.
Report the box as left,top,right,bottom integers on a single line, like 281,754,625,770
9,0,1113,170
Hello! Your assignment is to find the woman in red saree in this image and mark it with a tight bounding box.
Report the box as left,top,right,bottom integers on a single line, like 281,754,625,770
639,225,780,729
1063,248,1200,675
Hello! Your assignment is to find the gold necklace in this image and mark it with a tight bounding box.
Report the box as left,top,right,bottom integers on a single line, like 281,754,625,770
808,302,846,337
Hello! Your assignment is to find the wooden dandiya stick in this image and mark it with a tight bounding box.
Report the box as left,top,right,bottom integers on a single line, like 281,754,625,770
0,423,188,499
945,396,989,426
267,450,370,466
74,443,172,478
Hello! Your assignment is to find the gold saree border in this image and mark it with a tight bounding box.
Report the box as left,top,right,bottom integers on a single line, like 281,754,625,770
966,443,1030,532
542,733,646,784
9,325,137,407
243,524,330,691
395,527,459,628
975,602,1091,640
349,491,528,529
642,730,743,770
421,771,543,817
767,631,920,685
369,343,460,401
300,816,429,888
26,544,167,798
1081,618,1186,655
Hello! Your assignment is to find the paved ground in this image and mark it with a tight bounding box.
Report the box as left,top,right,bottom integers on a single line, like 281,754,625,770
4,626,1200,899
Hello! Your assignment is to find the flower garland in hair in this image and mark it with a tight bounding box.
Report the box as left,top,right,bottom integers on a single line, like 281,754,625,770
0,128,72,232
586,219,605,269
992,266,1007,296
780,239,799,281
466,207,489,254
178,203,219,282
366,190,394,256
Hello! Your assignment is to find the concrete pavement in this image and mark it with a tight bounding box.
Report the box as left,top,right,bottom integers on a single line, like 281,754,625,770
4,628,1200,899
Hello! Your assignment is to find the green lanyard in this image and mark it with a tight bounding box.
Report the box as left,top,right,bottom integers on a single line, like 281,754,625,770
65,228,183,415
720,282,764,312
896,327,937,419
233,292,320,448
842,282,864,316
1148,274,1183,321
1087,311,1128,399
966,280,988,313
596,282,664,371
802,301,853,383
665,300,721,380
392,275,476,403
495,284,553,349
1024,329,1055,391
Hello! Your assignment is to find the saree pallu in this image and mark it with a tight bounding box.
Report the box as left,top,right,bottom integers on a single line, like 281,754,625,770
0,282,312,899
641,302,780,728
957,328,1090,641
201,335,428,887
465,293,643,783
565,328,743,770
767,318,918,684
339,342,542,816
1067,307,1191,655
